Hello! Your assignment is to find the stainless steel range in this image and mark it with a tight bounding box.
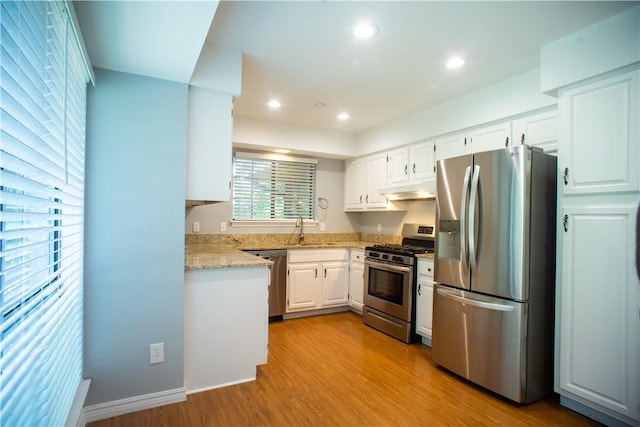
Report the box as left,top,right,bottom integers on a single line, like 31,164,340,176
363,223,434,343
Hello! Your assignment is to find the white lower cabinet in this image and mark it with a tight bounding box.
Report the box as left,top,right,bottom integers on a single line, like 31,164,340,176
556,203,639,423
348,249,365,312
184,266,269,393
415,258,434,342
287,249,349,313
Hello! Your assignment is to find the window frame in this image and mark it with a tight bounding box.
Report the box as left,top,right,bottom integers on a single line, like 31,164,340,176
231,151,318,226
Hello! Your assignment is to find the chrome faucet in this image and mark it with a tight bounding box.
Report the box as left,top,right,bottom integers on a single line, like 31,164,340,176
296,215,305,244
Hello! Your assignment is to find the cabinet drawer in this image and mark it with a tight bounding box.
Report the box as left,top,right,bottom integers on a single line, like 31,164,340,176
288,248,349,263
417,258,434,276
350,249,365,263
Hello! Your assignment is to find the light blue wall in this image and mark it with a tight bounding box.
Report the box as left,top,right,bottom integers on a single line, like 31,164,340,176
84,69,187,405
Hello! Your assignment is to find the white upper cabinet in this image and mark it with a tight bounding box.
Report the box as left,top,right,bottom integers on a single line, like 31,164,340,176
344,157,365,210
365,153,389,208
186,87,233,206
559,70,639,195
466,122,512,154
435,132,466,162
411,141,436,182
435,122,512,163
512,110,558,155
344,152,406,211
387,140,436,186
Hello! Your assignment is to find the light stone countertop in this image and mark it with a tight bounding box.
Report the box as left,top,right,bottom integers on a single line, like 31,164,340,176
185,248,272,270
184,232,404,270
185,241,375,270
416,253,435,260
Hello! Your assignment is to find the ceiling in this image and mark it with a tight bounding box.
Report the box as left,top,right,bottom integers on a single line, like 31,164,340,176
75,1,637,134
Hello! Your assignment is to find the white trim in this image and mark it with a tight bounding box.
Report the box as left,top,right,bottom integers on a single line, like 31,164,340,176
82,388,186,423
65,0,95,85
186,377,257,396
234,151,318,164
66,379,91,427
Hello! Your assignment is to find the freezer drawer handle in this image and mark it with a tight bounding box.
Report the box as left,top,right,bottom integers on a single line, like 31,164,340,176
563,167,569,185
437,288,514,312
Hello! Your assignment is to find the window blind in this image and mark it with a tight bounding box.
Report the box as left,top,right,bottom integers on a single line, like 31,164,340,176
0,1,90,425
232,152,317,221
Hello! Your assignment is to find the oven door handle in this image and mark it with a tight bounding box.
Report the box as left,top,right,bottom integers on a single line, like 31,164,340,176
365,259,411,273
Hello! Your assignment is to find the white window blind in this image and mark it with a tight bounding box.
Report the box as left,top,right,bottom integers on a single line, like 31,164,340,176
0,1,90,425
233,152,317,221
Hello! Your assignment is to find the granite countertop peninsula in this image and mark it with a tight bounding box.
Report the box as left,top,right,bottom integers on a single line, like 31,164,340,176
416,253,435,260
185,232,401,270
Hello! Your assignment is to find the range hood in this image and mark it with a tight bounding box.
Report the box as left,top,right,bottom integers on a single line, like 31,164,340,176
378,179,437,201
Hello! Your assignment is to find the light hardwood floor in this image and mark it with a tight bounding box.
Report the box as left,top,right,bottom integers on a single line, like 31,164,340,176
88,312,600,426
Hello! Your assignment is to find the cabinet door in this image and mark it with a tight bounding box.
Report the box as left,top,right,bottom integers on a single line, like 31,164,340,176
186,88,233,203
387,147,410,186
349,262,364,311
416,259,434,339
321,261,350,306
512,110,558,156
467,122,512,154
557,204,639,421
411,140,436,182
344,158,364,210
435,133,466,162
365,153,388,208
287,263,319,311
559,70,639,195
416,279,434,339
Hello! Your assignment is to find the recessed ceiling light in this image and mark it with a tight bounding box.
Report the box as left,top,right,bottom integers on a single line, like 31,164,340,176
353,22,379,39
337,112,350,121
275,149,290,154
446,57,465,69
267,99,281,109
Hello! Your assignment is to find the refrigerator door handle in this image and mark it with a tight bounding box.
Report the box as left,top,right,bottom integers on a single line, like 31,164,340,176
436,287,514,312
460,165,472,267
468,164,481,275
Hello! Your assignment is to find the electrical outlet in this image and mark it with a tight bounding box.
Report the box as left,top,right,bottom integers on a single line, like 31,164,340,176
377,224,382,232
192,222,200,233
150,343,164,364
320,222,325,231
220,222,227,232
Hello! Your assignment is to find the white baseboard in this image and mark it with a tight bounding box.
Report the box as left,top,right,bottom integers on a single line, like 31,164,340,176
82,387,186,424
283,305,350,320
66,379,91,427
186,376,256,396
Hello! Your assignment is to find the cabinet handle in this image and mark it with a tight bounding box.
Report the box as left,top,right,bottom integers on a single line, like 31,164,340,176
315,268,318,278
412,163,416,174
324,268,327,278
359,195,363,204
464,137,467,146
404,164,408,175
505,136,509,147
418,283,421,296
563,167,569,185
521,133,525,145
428,268,432,273
563,214,569,232
366,195,369,203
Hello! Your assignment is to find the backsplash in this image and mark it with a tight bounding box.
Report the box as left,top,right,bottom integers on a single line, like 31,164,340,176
185,232,401,254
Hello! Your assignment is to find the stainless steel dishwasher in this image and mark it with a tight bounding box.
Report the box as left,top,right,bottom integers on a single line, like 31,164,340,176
245,250,287,321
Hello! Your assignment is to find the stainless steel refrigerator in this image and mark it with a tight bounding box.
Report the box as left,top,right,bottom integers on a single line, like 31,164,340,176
432,145,557,404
